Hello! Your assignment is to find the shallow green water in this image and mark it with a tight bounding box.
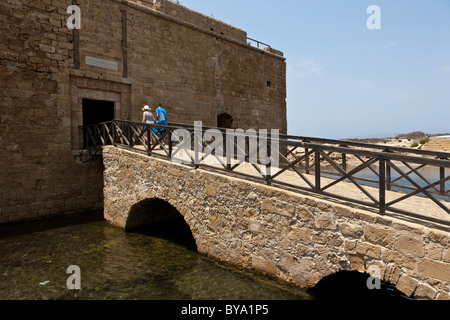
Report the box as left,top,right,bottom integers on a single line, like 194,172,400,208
0,211,310,300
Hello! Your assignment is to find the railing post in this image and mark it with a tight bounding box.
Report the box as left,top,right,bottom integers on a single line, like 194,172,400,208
127,125,131,146
266,163,272,186
342,153,347,172
305,148,310,174
266,138,272,186
315,149,321,192
386,160,391,191
379,156,386,215
194,126,200,169
147,127,151,156
226,136,232,171
168,129,173,159
102,123,107,145
112,122,116,147
340,144,347,172
440,164,445,194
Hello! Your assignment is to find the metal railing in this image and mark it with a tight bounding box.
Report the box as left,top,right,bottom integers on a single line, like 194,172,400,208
83,120,450,226
247,37,271,50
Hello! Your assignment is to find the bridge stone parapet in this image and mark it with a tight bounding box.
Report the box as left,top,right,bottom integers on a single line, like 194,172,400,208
102,146,450,300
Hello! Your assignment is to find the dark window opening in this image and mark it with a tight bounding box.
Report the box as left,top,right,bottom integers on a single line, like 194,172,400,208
82,99,115,148
266,80,272,87
217,113,233,129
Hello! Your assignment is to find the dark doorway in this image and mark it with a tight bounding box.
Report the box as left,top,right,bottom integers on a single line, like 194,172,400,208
82,99,115,127
82,99,115,148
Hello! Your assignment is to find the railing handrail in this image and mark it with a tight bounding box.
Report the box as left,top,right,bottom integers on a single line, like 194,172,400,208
159,121,450,159
247,37,271,49
83,120,450,226
87,119,450,155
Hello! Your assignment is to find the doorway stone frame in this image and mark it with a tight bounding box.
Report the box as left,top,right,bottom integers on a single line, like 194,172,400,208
69,73,132,153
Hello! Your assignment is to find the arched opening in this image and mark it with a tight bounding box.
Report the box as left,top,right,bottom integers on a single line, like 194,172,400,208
126,198,197,252
308,270,412,301
217,113,233,129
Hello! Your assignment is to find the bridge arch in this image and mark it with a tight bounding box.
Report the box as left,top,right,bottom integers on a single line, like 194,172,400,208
125,198,198,252
309,270,411,300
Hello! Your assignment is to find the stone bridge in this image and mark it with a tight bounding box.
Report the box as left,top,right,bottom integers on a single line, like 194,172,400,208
102,145,450,300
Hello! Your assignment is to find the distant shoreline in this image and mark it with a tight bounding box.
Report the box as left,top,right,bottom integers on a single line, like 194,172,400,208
346,133,450,151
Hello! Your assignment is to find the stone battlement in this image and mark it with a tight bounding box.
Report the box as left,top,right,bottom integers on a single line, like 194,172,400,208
125,0,248,44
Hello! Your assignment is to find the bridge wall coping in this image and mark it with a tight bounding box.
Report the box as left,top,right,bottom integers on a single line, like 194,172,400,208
102,146,450,300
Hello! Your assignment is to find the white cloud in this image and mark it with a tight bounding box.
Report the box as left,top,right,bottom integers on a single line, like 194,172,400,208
368,40,398,51
394,87,427,104
356,78,375,89
438,65,450,73
293,58,323,78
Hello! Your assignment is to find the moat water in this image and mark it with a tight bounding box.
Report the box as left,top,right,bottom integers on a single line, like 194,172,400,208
0,211,311,300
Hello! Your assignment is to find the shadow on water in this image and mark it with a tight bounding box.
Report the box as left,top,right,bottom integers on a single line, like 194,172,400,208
308,271,414,301
128,218,198,253
0,210,104,240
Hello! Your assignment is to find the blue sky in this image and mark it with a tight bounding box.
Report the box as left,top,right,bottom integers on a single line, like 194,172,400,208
181,0,450,139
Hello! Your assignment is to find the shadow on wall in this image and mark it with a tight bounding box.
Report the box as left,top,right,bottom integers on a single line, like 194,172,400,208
126,198,197,252
308,270,413,301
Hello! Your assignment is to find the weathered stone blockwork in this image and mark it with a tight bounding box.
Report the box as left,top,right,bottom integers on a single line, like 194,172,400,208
0,0,286,223
0,0,104,223
103,146,450,300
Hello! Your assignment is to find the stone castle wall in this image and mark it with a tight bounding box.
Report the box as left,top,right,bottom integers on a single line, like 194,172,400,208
0,0,286,223
0,0,105,223
103,146,450,300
